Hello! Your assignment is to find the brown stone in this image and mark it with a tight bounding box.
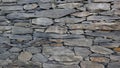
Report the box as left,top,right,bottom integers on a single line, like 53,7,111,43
90,57,109,63
113,47,120,52
67,22,120,30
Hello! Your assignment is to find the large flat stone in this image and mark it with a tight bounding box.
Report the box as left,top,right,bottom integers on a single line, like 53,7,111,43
108,62,120,68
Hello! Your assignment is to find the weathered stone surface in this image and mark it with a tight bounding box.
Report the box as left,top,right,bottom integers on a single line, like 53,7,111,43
12,27,33,34
80,61,104,68
9,47,21,53
71,11,92,17
26,47,41,54
14,23,31,27
0,52,11,60
67,23,120,30
18,51,32,62
6,12,37,19
2,0,17,2
93,0,114,2
64,38,92,47
43,63,80,68
0,59,12,66
114,10,120,15
113,47,120,52
0,37,10,43
39,3,52,9
112,1,120,9
90,46,114,54
9,35,32,41
57,3,83,9
43,46,74,56
35,9,76,18
0,26,12,31
24,4,38,10
32,53,48,63
74,47,91,57
69,30,84,34
87,3,110,11
90,57,109,63
110,55,120,62
18,0,39,4
45,26,67,34
0,6,23,11
32,18,53,26
107,62,120,68
55,17,85,23
55,0,83,3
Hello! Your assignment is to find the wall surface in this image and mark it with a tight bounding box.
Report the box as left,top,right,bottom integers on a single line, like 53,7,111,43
0,0,120,68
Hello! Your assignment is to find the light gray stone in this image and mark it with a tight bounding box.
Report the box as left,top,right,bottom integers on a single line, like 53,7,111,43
26,47,41,54
55,17,85,23
74,47,91,57
81,61,104,68
43,63,80,68
2,0,17,2
110,55,120,62
35,9,76,18
93,0,114,2
9,47,21,53
0,52,11,60
24,4,38,10
87,3,110,11
32,53,48,63
0,37,10,44
12,27,33,34
90,46,114,54
69,30,84,34
39,3,52,9
55,0,83,3
32,18,53,26
108,62,120,68
0,6,23,11
64,38,92,47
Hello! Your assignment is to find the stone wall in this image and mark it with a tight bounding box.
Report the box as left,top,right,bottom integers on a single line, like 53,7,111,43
0,0,120,68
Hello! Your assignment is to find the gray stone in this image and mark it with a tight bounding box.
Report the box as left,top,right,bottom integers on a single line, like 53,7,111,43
94,37,112,44
87,3,110,11
24,4,38,10
32,18,53,26
39,3,52,9
18,0,39,4
93,0,114,2
69,30,84,34
0,26,12,31
0,6,23,11
110,55,120,62
74,47,91,57
26,47,41,54
43,63,80,68
43,46,74,57
6,12,37,19
35,9,76,18
57,3,83,9
0,37,10,44
32,53,48,63
0,48,7,54
2,0,17,2
108,62,120,68
0,59,12,66
14,23,31,27
0,52,11,60
112,1,120,9
81,61,104,68
9,47,21,53
64,38,92,47
55,17,85,23
12,27,33,34
55,0,83,3
90,46,114,54
99,42,120,48
45,26,67,34
71,11,93,17
18,51,32,62
9,35,32,41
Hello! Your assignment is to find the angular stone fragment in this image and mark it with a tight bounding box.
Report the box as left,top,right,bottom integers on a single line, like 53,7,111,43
71,11,92,17
57,3,83,9
67,23,120,30
35,9,76,18
90,57,109,63
12,27,33,34
64,38,92,47
32,53,48,63
81,61,104,68
45,26,67,34
24,4,38,10
108,62,120,68
55,17,85,23
9,35,32,41
93,0,114,2
43,63,80,68
90,46,114,54
0,6,23,11
32,18,53,26
74,47,91,57
87,3,110,11
6,12,36,19
18,52,32,62
2,0,17,2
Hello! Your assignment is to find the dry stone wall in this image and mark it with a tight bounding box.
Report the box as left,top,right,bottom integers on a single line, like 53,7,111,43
0,0,120,68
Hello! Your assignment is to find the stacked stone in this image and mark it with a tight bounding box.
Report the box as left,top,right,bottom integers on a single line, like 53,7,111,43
0,0,120,68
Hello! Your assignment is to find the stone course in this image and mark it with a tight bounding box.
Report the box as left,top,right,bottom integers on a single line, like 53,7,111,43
0,0,120,68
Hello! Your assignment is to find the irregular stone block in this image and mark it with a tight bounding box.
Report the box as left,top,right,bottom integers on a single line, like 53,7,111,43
18,0,39,4
55,17,85,23
114,10,120,15
24,4,38,10
57,3,83,9
0,6,23,11
39,3,52,9
112,1,120,9
108,62,120,68
35,9,76,18
55,0,83,3
2,0,17,2
0,37,10,43
87,3,110,11
93,0,114,2
69,30,84,34
32,18,53,26
12,27,33,34
71,11,93,17
0,26,12,31
90,57,110,63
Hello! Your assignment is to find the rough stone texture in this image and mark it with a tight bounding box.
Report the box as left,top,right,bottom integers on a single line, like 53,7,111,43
0,0,119,68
